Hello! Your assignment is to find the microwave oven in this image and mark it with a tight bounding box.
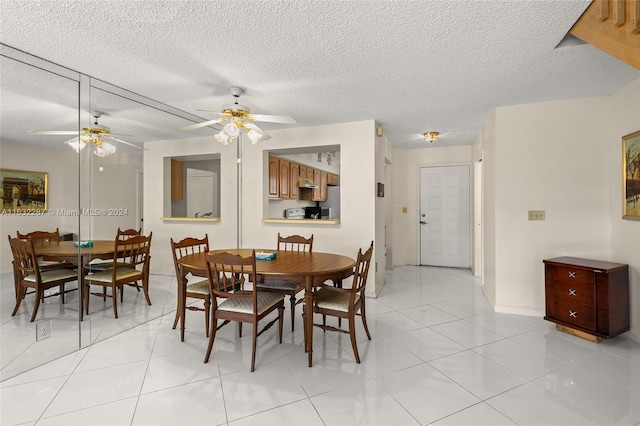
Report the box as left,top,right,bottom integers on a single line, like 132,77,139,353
321,207,332,219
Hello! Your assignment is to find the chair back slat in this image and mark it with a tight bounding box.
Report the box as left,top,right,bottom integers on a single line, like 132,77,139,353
352,241,374,293
8,236,39,280
171,235,209,280
17,228,60,245
205,251,256,303
116,227,142,240
113,233,152,270
277,233,313,252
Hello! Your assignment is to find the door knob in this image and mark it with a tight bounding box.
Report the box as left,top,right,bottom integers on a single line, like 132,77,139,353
420,221,427,225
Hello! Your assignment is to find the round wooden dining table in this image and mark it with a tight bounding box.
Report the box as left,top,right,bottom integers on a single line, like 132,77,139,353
34,240,116,264
34,240,117,320
177,248,355,367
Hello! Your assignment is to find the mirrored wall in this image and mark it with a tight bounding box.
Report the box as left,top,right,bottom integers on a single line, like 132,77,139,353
0,44,215,380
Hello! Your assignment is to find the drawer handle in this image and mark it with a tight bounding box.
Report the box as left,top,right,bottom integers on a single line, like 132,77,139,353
568,289,577,296
568,271,576,278
569,310,578,318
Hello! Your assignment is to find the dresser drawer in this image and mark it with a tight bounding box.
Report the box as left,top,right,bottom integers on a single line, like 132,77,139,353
548,280,595,306
547,265,595,285
553,299,596,330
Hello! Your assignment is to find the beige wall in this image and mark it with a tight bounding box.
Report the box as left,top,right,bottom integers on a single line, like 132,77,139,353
391,77,639,341
390,145,473,266
143,120,382,295
0,143,141,273
610,78,640,342
481,77,639,341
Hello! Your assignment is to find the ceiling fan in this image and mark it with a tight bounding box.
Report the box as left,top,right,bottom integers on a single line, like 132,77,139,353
181,87,296,145
28,111,144,157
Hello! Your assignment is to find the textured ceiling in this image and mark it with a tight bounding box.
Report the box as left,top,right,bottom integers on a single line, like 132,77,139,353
1,0,638,152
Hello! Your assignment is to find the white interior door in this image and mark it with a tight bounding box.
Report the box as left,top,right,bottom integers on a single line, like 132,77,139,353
186,168,215,217
420,165,470,268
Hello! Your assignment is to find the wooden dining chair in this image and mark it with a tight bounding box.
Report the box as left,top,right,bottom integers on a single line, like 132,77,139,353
309,241,374,363
8,236,79,322
170,235,211,339
85,227,142,273
204,250,284,372
255,233,313,331
15,228,75,301
16,228,72,269
84,232,152,318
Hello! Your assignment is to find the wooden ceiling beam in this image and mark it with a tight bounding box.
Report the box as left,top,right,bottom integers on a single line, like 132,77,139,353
569,0,640,69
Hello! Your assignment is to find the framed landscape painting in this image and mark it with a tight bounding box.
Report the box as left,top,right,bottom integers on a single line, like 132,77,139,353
623,130,640,220
0,168,48,212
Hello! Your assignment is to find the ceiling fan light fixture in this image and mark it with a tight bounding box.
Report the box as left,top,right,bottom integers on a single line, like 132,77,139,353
65,138,86,153
223,122,241,138
246,128,263,145
94,141,117,157
423,132,439,142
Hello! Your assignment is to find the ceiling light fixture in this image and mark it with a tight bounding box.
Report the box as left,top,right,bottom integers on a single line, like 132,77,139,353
317,153,322,162
183,87,294,145
423,132,439,143
29,110,142,157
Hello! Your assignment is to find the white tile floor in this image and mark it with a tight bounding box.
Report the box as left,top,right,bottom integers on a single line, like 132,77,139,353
1,265,639,425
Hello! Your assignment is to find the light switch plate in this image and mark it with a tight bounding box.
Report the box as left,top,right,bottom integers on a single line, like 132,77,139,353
528,210,545,221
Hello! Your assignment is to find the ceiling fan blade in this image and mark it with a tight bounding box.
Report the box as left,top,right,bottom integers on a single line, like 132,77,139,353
195,109,226,115
250,114,296,124
28,130,78,136
181,117,227,131
104,136,147,150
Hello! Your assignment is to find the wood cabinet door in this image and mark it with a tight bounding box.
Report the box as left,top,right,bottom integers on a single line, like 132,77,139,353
312,168,322,200
320,171,328,201
279,158,290,198
299,165,307,180
268,155,279,198
327,172,338,185
290,162,300,199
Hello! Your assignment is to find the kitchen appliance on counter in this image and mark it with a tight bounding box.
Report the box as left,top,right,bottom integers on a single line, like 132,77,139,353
304,206,321,219
284,207,305,219
321,207,332,219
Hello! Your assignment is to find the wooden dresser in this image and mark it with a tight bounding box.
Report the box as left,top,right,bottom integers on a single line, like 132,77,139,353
543,257,629,342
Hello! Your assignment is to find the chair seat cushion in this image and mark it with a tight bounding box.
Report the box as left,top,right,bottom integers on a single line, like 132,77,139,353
186,280,209,295
219,292,283,315
255,281,300,292
86,267,143,283
84,261,129,271
315,288,360,313
25,268,78,284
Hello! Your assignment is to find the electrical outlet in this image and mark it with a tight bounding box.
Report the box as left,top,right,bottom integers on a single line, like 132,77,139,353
528,210,545,221
36,320,52,341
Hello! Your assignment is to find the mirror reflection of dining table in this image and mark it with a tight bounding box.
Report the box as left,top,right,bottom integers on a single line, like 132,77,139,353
33,240,118,319
176,248,355,367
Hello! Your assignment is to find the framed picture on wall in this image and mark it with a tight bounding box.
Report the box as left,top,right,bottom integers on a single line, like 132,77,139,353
622,130,640,220
0,169,48,213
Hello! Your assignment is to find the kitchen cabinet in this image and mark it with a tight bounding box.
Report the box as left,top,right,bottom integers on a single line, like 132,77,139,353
290,161,300,199
268,155,279,198
327,172,339,185
543,256,629,342
269,154,337,201
278,158,290,198
320,171,328,201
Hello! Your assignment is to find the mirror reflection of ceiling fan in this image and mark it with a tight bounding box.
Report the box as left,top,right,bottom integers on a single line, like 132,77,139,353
28,111,144,157
181,87,296,144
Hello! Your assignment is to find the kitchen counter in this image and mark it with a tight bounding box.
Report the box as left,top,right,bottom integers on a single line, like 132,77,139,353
262,218,340,225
